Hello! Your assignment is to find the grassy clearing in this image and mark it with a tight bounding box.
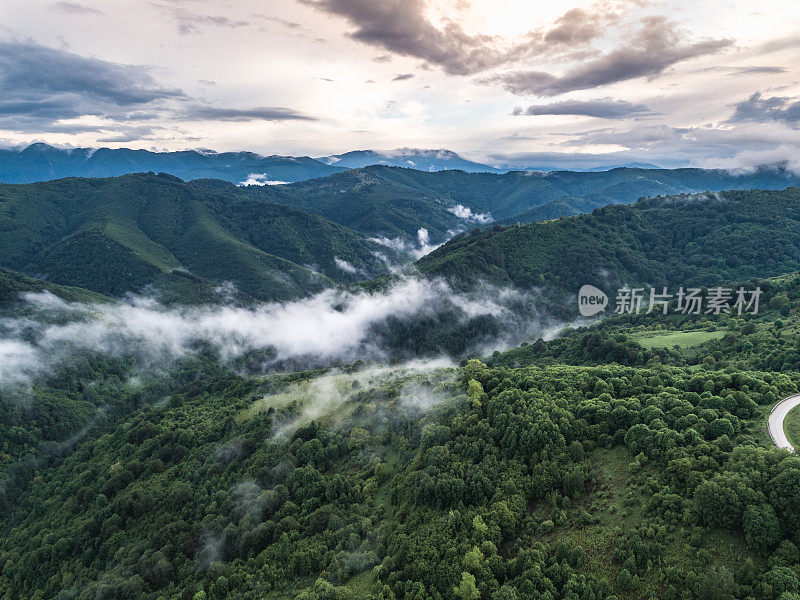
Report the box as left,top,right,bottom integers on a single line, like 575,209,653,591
531,446,645,593
102,221,181,272
536,445,757,599
260,576,317,600
633,330,725,349
783,403,800,449
343,571,377,598
243,374,355,419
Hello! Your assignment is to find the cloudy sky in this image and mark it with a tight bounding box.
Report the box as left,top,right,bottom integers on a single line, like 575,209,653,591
1,0,799,168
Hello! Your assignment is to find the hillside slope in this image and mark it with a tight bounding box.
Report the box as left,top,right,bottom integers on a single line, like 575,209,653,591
0,266,107,306
0,173,391,300
360,165,800,221
226,169,468,240
234,165,799,237
418,188,800,297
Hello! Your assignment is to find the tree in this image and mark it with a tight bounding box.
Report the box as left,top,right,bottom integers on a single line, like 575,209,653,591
743,504,781,552
617,568,639,592
764,567,799,598
696,565,737,600
707,418,734,440
492,585,518,600
454,572,480,600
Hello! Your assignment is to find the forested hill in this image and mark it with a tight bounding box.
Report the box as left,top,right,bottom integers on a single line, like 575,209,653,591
0,266,107,307
6,286,800,599
204,169,469,240
418,188,800,297
230,164,799,232
2,168,799,304
346,165,799,221
0,173,393,301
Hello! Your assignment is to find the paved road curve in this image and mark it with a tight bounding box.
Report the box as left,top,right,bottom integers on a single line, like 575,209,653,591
768,394,800,452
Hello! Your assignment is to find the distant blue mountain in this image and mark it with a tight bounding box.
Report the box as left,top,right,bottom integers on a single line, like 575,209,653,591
4,144,790,189
522,162,663,172
316,148,505,173
0,143,345,184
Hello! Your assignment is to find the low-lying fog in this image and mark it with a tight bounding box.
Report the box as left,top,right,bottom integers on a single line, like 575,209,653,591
0,276,564,390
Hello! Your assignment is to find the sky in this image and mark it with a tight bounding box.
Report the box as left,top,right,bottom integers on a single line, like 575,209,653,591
1,0,799,169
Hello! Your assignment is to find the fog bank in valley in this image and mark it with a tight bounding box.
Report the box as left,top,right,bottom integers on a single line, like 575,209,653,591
0,276,559,389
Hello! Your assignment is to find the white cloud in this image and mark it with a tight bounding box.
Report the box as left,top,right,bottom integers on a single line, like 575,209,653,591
334,256,359,274
0,278,552,387
696,143,800,173
447,204,493,224
0,339,44,386
369,227,445,260
237,173,290,186
259,358,456,437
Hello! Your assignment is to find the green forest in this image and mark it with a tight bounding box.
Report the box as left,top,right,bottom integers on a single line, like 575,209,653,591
4,183,800,600
419,188,800,311
0,173,397,302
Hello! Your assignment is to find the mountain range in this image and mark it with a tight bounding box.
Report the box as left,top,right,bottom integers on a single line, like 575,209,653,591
5,167,800,600
0,143,346,185
0,165,798,303
0,144,668,185
234,163,800,232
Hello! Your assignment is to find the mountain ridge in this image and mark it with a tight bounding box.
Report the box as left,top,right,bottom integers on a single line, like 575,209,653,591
418,187,800,315
241,163,799,228
0,143,346,185
10,143,785,188
0,172,394,301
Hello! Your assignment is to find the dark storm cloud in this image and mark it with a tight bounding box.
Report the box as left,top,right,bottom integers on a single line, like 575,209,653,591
51,2,104,16
728,92,800,126
512,99,652,119
299,0,536,75
0,40,315,135
0,40,183,108
727,66,786,75
698,65,787,76
0,40,183,130
186,106,318,122
303,1,729,88
489,17,732,96
731,67,788,75
301,0,500,75
300,1,628,76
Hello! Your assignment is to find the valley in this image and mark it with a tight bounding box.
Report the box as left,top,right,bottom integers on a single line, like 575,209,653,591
3,171,800,599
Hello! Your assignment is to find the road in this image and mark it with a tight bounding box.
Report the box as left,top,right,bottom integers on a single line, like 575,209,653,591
768,394,800,452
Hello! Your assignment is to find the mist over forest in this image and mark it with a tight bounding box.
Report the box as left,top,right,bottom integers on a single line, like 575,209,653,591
4,1,800,599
